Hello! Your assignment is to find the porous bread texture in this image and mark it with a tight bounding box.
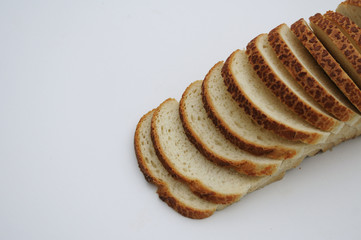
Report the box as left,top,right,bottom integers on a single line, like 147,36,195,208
291,18,361,112
246,33,344,133
151,98,259,204
134,110,219,219
268,23,360,125
179,80,282,176
202,61,303,159
309,13,361,88
337,0,361,27
222,49,329,144
325,11,361,54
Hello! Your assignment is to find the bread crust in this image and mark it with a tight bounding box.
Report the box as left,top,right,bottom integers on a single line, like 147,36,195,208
202,62,299,159
156,185,215,219
134,109,217,219
341,0,361,7
291,18,361,112
309,13,361,80
268,24,356,122
222,49,323,144
151,98,241,204
246,33,339,132
325,11,361,50
179,80,280,176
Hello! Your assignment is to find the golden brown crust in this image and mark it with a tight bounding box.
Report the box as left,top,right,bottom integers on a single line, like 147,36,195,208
134,109,216,219
324,11,361,50
341,0,361,7
222,49,321,144
246,33,339,132
201,62,298,159
151,98,240,204
291,18,361,112
134,109,163,185
268,24,355,122
179,80,279,176
156,185,215,219
309,13,361,78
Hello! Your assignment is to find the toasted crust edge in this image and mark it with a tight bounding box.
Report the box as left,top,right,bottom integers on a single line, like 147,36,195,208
341,0,361,7
134,109,216,219
150,98,241,204
179,80,280,176
309,13,361,80
246,33,339,132
222,49,322,145
201,61,298,159
291,18,361,112
325,11,361,50
268,24,356,122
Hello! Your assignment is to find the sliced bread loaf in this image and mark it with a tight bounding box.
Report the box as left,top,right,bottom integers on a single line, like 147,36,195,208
291,18,361,112
309,13,361,89
179,80,282,176
336,0,361,27
151,98,258,204
268,23,360,125
222,49,329,144
202,61,304,159
135,109,219,219
246,33,344,133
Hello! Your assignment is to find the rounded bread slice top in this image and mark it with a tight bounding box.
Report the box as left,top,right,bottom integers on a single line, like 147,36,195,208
202,61,303,159
134,109,218,219
179,80,282,176
222,49,329,144
337,0,361,27
268,23,360,125
291,18,361,112
151,98,257,204
246,33,344,133
309,13,361,89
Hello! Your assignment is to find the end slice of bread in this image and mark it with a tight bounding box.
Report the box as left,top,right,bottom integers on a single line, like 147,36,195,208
246,33,343,133
337,0,361,27
268,23,360,125
222,49,329,144
179,80,282,176
309,13,361,89
134,109,219,219
151,98,257,204
291,18,361,113
202,61,304,159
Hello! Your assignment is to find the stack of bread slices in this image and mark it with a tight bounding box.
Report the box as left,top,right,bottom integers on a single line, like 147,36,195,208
134,0,361,219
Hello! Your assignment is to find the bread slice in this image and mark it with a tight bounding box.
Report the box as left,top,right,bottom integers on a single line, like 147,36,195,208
134,109,219,219
325,11,361,55
309,13,361,89
337,0,361,27
268,23,360,125
202,62,304,159
291,18,361,113
179,80,282,176
151,98,260,204
246,33,344,133
222,49,329,144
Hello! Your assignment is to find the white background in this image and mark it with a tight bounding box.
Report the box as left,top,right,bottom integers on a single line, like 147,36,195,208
1,0,361,239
